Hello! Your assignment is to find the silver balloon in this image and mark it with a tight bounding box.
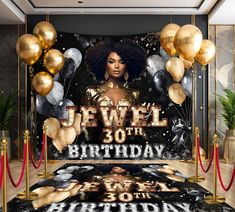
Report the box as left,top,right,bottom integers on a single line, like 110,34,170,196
146,55,165,77
160,47,169,62
54,99,75,120
64,48,82,69
181,69,192,98
46,81,64,105
36,95,54,117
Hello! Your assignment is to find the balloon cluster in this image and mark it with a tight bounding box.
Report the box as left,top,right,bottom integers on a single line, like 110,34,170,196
44,115,81,152
16,21,83,150
147,23,216,105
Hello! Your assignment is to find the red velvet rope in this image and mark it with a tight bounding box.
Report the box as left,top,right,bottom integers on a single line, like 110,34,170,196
216,147,235,191
29,133,46,169
197,136,214,173
6,143,27,188
0,155,4,190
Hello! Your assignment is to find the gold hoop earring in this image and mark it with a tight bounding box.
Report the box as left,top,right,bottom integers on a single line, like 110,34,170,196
105,71,109,80
124,72,129,81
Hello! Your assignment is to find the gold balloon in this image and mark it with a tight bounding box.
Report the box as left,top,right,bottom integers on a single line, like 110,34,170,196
73,113,82,135
43,49,64,75
174,24,203,60
160,23,180,56
33,21,57,50
52,136,65,153
58,127,76,145
16,34,42,65
44,118,60,139
168,83,186,105
166,57,185,82
195,39,216,65
32,71,54,96
179,56,195,70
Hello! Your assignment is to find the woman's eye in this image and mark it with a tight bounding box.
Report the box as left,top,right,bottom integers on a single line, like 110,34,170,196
108,60,114,64
120,60,125,64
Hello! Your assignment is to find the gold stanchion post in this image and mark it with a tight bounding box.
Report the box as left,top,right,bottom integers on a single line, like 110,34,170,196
1,138,8,212
38,122,54,179
188,127,205,182
204,134,225,204
17,130,38,200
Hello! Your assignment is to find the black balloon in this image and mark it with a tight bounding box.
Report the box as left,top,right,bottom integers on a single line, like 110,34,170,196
153,70,173,94
53,98,75,119
36,95,55,117
60,57,76,79
181,69,192,98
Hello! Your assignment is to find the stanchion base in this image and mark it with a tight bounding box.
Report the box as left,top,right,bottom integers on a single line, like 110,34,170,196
38,171,55,179
188,175,205,183
204,195,226,204
17,191,38,200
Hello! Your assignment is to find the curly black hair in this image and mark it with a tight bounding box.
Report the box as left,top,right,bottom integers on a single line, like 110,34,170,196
85,38,146,81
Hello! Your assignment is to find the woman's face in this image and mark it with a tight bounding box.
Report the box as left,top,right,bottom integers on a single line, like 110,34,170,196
111,166,126,174
106,52,126,79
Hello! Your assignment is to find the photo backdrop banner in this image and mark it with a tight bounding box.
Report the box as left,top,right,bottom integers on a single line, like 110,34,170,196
35,32,192,160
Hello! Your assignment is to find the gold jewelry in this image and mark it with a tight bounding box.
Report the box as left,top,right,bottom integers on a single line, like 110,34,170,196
124,72,129,81
105,71,109,80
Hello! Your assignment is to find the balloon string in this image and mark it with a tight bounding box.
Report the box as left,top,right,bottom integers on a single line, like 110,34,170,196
184,98,188,125
64,70,76,99
172,102,186,121
179,101,188,125
187,97,192,125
